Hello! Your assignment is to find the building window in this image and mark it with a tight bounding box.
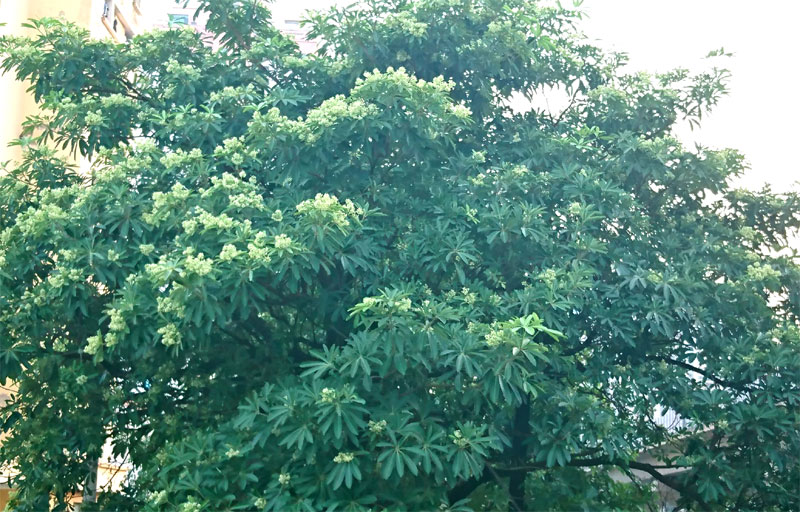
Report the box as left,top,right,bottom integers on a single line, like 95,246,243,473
168,14,190,27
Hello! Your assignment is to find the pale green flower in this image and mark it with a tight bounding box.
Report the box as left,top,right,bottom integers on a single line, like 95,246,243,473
368,419,387,434
108,309,126,332
247,243,271,266
182,219,198,235
484,328,503,347
151,490,167,506
746,262,781,282
451,104,472,119
158,323,182,347
452,430,469,448
185,253,213,276
333,452,355,463
218,244,240,262
274,234,292,250
157,296,185,318
85,334,103,355
319,387,337,403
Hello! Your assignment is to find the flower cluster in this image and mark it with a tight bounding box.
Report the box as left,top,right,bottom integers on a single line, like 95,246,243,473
17,204,69,237
368,419,387,434
385,11,428,37
355,67,455,97
85,333,103,355
295,193,362,229
184,252,213,276
218,244,241,262
273,234,293,250
144,183,192,226
85,111,105,127
194,209,237,232
100,93,136,110
157,296,186,319
745,262,781,282
158,323,181,347
228,192,265,210
319,387,339,403
46,268,83,289
299,97,377,143
451,430,469,448
538,268,557,287
333,452,355,464
160,148,203,170
484,326,504,347
108,308,127,333
450,103,472,119
165,59,201,81
208,84,256,105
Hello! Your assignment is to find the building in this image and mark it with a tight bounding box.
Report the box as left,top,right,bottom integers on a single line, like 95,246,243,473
0,381,13,510
148,0,318,51
0,3,151,507
0,2,324,507
0,0,324,166
0,1,150,165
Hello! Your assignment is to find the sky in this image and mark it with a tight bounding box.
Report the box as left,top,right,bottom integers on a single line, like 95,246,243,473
580,0,800,193
271,0,800,194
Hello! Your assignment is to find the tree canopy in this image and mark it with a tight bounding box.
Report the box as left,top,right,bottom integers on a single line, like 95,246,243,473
1,0,799,510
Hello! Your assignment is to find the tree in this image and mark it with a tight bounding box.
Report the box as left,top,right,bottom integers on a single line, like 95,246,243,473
1,0,799,510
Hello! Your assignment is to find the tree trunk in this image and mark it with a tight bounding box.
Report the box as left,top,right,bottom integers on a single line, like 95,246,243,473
83,457,99,504
508,399,531,511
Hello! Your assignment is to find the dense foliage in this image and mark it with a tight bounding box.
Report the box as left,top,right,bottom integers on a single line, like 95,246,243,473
1,0,799,510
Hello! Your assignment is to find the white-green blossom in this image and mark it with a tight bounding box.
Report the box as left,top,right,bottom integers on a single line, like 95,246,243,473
184,253,213,276
158,323,182,347
319,387,337,403
333,452,355,463
274,234,292,250
218,244,240,262
108,309,127,332
85,334,103,355
746,262,781,282
368,419,387,434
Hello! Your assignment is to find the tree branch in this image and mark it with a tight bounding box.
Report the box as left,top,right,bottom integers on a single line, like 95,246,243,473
646,355,754,392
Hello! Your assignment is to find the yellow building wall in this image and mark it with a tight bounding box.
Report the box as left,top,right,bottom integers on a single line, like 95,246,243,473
0,0,128,164
1,4,142,507
0,380,15,511
0,489,11,511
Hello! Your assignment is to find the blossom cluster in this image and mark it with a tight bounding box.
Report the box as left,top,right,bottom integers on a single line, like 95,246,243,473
295,193,363,229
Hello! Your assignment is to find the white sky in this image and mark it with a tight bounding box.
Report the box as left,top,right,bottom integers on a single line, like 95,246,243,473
580,0,800,193
271,0,799,193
